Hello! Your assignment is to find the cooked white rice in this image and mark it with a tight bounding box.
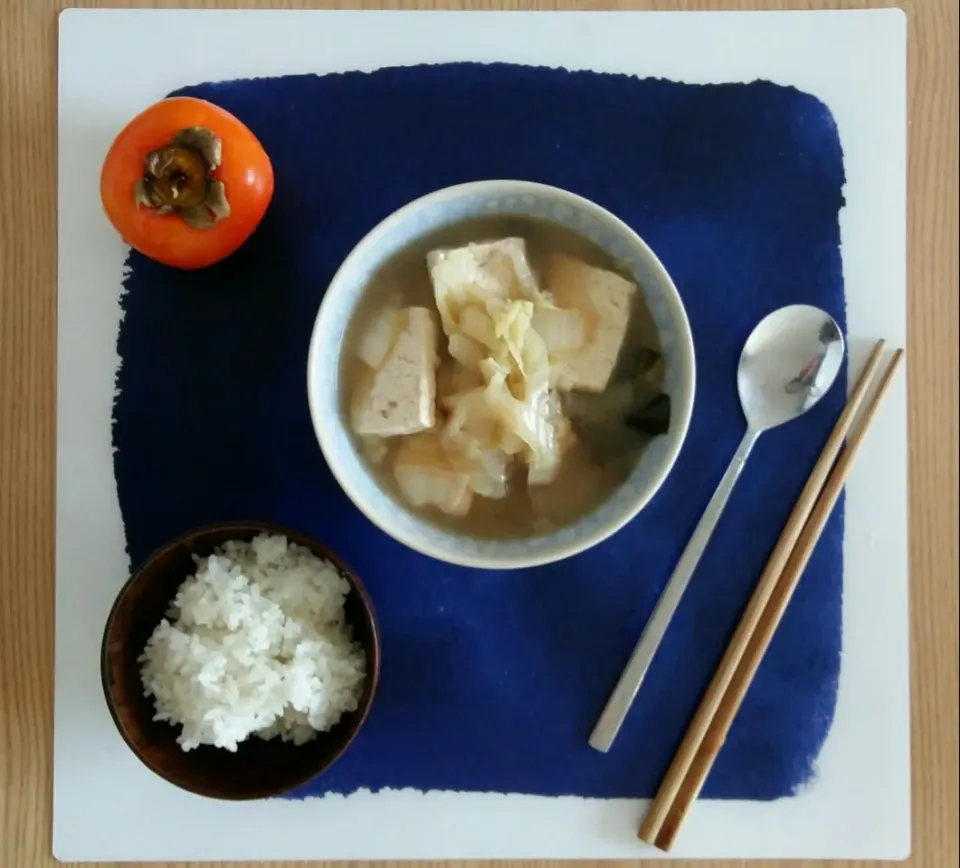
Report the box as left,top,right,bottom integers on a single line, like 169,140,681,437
139,533,367,752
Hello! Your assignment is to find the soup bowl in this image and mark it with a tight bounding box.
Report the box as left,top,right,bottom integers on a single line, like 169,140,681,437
307,180,695,569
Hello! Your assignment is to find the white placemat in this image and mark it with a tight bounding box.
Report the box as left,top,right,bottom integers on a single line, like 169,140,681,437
55,8,909,862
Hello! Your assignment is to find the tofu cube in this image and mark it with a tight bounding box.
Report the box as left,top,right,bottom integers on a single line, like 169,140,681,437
542,256,637,393
426,237,542,332
352,307,438,437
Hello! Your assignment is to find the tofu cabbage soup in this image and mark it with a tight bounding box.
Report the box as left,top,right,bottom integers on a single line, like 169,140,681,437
340,216,670,539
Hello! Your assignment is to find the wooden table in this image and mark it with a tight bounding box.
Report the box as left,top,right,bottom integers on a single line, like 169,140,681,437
1,1,955,866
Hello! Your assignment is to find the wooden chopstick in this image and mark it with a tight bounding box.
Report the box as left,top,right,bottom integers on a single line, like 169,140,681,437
638,338,888,843
651,346,904,850
638,340,904,851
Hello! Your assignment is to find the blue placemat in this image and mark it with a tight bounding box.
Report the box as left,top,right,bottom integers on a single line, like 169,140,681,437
112,62,846,801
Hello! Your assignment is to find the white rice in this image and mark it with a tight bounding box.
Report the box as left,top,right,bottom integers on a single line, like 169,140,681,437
139,533,367,752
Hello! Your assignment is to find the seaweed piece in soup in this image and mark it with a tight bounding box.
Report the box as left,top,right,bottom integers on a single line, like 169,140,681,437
625,392,671,437
563,349,671,459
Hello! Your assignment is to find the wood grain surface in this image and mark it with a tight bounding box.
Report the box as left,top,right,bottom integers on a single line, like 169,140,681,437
0,1,955,867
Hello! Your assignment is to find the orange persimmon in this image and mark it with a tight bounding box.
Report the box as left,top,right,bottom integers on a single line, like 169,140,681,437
100,96,274,270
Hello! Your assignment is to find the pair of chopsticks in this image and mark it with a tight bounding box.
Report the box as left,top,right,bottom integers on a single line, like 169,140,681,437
638,338,904,852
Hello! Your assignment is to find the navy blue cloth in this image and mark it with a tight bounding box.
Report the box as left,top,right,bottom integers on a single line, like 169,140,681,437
113,63,847,800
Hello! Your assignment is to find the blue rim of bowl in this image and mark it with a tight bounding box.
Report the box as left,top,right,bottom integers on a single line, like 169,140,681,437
306,180,696,570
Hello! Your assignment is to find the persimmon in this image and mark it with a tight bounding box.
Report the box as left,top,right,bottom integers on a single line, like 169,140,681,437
100,96,274,270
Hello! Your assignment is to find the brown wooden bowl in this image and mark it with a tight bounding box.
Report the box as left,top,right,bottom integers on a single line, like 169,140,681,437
100,520,380,800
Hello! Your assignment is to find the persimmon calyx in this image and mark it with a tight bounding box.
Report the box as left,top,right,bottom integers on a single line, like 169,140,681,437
134,127,231,229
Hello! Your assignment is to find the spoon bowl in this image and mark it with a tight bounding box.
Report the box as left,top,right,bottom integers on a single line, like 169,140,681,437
738,305,845,433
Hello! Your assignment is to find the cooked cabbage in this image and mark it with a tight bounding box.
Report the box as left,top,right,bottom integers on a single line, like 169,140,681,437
436,360,484,403
354,297,404,370
392,432,474,517
426,238,578,497
440,385,510,499
531,306,588,357
447,333,487,370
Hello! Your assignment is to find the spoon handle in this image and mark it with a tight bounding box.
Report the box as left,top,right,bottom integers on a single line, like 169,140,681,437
588,427,761,753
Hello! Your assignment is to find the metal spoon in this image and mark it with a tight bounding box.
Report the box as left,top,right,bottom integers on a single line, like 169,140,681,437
589,304,845,753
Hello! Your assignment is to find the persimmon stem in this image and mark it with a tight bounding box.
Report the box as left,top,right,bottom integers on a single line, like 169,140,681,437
134,127,231,229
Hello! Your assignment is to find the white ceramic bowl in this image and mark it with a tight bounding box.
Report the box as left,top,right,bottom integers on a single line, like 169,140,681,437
307,180,695,569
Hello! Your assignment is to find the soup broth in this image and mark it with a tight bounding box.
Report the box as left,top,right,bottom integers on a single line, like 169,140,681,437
339,215,669,540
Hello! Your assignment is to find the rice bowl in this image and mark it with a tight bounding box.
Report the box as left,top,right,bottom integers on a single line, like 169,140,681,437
101,521,380,800
139,533,367,752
